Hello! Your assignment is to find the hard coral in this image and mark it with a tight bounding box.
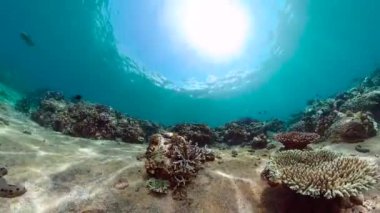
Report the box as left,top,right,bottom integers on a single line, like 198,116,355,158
145,132,214,193
275,132,320,150
262,150,378,199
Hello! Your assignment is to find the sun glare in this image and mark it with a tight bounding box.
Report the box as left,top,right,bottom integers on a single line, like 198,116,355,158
176,0,251,61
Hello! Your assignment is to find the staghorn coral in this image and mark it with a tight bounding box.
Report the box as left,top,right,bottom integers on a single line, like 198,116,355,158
145,132,214,193
274,131,320,149
261,150,378,199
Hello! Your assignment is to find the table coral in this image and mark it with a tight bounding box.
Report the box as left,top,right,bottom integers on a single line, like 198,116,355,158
261,150,378,199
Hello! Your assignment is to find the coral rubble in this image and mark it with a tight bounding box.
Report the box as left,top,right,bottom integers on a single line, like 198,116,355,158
261,150,378,199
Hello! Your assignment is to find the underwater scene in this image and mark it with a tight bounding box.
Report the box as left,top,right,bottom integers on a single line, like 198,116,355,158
1,0,380,212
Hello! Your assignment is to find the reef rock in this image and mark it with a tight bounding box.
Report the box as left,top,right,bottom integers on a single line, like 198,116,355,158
327,111,377,142
171,124,214,146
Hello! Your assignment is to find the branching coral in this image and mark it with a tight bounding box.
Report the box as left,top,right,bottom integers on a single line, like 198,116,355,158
261,150,378,199
274,131,320,149
145,132,214,194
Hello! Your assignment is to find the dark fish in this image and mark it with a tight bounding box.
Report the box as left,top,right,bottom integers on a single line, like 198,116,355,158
20,32,35,47
71,94,82,103
258,110,268,115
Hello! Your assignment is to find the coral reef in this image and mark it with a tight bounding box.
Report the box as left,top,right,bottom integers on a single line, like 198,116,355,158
0,166,26,198
30,91,146,143
274,132,320,149
144,132,214,194
171,124,214,146
263,119,286,133
261,150,378,199
327,111,377,142
286,70,380,144
215,118,284,145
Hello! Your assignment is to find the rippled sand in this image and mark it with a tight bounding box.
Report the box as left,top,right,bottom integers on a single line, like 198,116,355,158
0,104,379,212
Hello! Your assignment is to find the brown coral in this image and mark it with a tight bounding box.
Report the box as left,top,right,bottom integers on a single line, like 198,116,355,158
274,131,320,149
145,132,214,191
261,150,378,199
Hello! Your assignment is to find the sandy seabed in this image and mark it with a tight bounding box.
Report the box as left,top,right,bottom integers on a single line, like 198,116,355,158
0,104,380,213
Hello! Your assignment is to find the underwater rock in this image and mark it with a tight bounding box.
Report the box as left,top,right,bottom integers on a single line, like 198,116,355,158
251,133,268,149
327,111,377,142
261,150,378,199
171,123,214,146
0,166,27,198
30,91,146,143
144,132,214,194
274,131,320,150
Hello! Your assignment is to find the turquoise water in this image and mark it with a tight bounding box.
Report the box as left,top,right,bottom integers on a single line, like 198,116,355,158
1,0,380,126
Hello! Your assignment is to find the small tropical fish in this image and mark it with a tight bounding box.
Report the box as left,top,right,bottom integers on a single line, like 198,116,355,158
19,32,35,47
